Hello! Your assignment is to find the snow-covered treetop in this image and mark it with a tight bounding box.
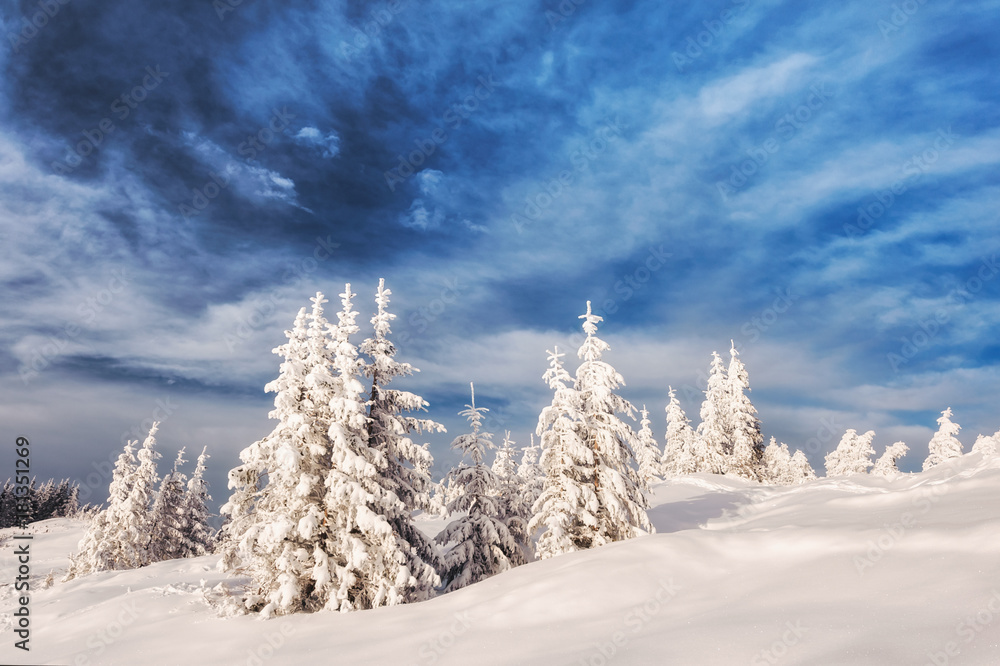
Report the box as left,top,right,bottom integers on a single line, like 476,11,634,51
578,301,610,363
453,383,493,465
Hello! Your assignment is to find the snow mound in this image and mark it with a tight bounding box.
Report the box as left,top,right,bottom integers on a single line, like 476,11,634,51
2,453,999,665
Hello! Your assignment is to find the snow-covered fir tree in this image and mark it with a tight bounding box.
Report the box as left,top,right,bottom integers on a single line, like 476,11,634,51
923,408,963,471
492,431,533,560
572,302,652,542
788,449,817,482
67,425,162,578
218,307,311,572
150,448,189,562
661,387,697,477
322,283,443,611
221,294,341,616
517,434,544,511
824,429,876,476
871,441,908,479
529,346,599,559
180,446,213,557
634,406,663,487
726,343,763,481
130,423,163,566
971,430,999,457
436,385,525,591
760,437,794,485
694,352,730,474
359,278,445,601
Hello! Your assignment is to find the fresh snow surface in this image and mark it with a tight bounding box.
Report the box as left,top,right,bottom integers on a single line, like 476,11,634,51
3,453,999,665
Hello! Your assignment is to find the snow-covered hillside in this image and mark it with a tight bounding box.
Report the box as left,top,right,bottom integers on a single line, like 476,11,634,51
3,452,999,665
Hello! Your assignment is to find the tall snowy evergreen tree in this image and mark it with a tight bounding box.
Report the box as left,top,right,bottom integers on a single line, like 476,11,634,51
824,429,876,476
726,343,763,481
694,352,730,474
436,385,525,592
923,408,963,471
529,346,599,559
492,431,533,561
150,448,189,562
572,302,652,542
359,278,445,600
131,423,162,566
221,294,343,616
661,387,697,477
871,441,908,479
517,434,544,510
181,446,213,557
67,425,162,578
218,307,310,572
634,406,662,487
322,283,442,611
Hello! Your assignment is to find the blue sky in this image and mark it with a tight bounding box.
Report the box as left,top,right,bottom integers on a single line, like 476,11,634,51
1,0,998,509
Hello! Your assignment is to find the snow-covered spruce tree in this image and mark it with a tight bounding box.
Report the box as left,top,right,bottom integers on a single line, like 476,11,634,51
517,434,544,510
130,423,163,566
322,283,443,611
529,346,599,559
222,294,343,616
972,430,999,457
436,385,525,592
661,387,697,477
359,278,446,600
789,450,817,482
923,408,963,471
573,302,652,542
150,448,189,562
492,431,533,560
66,425,162,578
694,352,730,474
727,343,763,482
181,446,213,557
871,441,909,479
824,429,876,476
760,437,793,485
635,406,662,487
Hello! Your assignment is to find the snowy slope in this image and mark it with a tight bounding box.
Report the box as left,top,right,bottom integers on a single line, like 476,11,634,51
2,453,999,665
